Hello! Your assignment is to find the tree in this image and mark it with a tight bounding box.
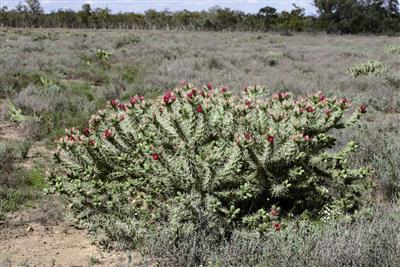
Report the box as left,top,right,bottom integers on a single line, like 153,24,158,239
386,0,399,16
79,3,91,27
26,0,43,14
314,0,364,33
258,6,278,30
16,1,28,13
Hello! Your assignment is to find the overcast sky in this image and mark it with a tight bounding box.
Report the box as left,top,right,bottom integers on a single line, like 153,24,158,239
1,0,317,15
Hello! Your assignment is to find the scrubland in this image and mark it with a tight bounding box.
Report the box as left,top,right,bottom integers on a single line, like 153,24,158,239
0,28,399,266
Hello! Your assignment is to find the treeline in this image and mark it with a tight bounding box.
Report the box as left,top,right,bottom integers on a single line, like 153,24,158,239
0,0,399,34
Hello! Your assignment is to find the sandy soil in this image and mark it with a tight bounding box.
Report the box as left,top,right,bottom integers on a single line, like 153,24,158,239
0,209,140,267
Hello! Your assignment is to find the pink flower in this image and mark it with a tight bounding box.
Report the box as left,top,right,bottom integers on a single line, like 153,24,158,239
152,153,160,160
130,96,137,105
273,222,282,231
304,135,311,141
118,103,126,111
139,95,145,101
271,209,279,217
244,132,252,141
88,139,96,146
200,90,206,97
299,108,305,113
276,92,289,101
220,87,227,93
267,135,274,144
163,91,176,105
360,103,367,114
191,88,197,96
187,91,194,99
325,109,331,117
83,128,91,137
245,100,251,108
197,104,203,113
111,99,118,107
306,106,315,113
207,83,212,90
103,129,112,139
319,94,326,102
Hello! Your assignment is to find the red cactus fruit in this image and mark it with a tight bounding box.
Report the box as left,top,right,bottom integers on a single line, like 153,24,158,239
273,222,282,231
111,99,118,107
103,129,112,139
152,153,160,161
360,103,367,114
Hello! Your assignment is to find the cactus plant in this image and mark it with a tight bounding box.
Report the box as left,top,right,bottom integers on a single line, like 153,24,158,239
48,83,370,247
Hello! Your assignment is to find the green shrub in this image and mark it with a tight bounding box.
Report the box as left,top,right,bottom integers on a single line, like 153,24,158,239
385,45,400,55
17,140,32,159
8,102,27,122
372,130,400,198
346,60,388,78
385,76,400,89
31,32,58,41
0,142,41,216
49,84,370,248
114,35,141,49
95,49,112,60
25,168,47,190
0,142,16,174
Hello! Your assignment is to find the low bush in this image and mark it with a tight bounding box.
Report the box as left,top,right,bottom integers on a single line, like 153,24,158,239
48,84,370,250
372,130,400,198
0,142,42,217
346,60,388,78
96,49,112,60
31,32,58,42
385,45,400,55
8,102,27,122
114,35,141,49
14,84,97,139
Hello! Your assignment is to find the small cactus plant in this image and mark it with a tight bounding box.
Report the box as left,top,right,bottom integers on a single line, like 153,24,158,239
346,60,388,78
96,49,112,60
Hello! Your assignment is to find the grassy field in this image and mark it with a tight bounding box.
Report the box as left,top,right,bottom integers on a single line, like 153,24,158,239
0,28,399,266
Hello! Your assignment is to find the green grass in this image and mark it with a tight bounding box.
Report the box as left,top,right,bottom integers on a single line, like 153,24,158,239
0,189,37,213
0,141,47,217
25,168,47,190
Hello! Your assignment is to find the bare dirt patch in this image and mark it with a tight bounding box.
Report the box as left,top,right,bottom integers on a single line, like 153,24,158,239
0,208,139,267
0,122,27,142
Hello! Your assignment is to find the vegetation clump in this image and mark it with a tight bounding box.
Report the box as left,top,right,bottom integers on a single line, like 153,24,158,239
95,49,112,60
8,102,27,122
49,83,370,249
114,35,141,49
385,45,400,55
346,60,388,78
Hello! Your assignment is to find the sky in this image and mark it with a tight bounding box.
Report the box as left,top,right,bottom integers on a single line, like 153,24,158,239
0,0,317,15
